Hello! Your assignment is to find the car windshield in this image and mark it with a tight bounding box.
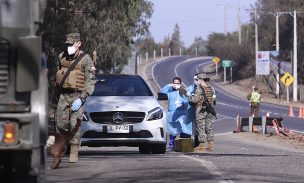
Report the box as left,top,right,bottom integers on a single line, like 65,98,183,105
92,75,153,96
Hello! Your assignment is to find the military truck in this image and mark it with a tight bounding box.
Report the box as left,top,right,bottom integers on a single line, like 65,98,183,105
0,0,48,182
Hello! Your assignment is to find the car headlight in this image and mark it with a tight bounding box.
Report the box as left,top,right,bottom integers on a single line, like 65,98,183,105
147,107,163,121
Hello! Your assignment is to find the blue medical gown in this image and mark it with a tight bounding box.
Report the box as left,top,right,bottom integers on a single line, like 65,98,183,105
186,84,196,132
160,84,194,135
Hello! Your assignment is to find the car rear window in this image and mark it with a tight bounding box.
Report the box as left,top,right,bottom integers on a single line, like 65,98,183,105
92,75,153,96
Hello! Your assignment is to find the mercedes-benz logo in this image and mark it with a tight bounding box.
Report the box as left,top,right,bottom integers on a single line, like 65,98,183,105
112,112,124,124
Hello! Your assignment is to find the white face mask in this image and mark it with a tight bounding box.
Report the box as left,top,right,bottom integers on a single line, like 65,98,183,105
175,84,181,89
67,46,77,55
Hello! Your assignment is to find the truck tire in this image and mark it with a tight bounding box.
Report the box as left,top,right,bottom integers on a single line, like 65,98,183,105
0,146,46,183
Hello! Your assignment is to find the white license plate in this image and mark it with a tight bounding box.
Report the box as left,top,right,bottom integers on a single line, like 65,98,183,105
107,125,129,133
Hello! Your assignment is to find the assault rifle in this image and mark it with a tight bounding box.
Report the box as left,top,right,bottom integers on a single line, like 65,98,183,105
200,89,217,119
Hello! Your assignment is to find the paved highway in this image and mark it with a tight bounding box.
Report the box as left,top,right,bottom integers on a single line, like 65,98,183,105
152,56,304,134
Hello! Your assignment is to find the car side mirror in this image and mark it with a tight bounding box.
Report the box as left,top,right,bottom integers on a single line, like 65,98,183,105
157,92,168,100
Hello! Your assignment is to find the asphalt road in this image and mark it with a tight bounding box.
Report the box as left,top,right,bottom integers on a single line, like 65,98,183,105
46,56,304,183
152,56,304,134
46,139,304,183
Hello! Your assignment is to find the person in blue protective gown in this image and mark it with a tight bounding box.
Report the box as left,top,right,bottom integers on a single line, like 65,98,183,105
160,77,192,151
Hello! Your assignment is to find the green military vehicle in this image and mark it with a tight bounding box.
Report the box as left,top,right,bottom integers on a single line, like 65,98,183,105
0,0,48,182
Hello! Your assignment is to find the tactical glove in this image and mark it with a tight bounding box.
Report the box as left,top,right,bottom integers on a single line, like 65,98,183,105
71,98,82,112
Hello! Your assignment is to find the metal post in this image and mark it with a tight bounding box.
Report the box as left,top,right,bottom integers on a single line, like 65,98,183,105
135,52,138,75
169,48,171,57
287,85,289,103
230,67,232,83
195,48,198,56
249,116,253,132
161,48,163,59
262,116,267,134
153,50,156,60
216,63,218,76
224,67,226,83
179,47,182,56
145,52,148,62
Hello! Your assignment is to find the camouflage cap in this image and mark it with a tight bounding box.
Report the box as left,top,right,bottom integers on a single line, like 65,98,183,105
194,73,210,81
65,33,80,44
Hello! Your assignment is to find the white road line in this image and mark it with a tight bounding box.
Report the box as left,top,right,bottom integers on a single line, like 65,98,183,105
215,132,233,136
213,114,235,123
290,129,304,134
182,154,234,183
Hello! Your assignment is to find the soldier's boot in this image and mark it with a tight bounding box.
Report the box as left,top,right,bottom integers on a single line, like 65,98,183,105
207,141,214,151
194,143,205,152
69,144,79,163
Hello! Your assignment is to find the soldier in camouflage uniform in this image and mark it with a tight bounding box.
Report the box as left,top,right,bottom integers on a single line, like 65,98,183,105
55,33,95,163
188,73,215,152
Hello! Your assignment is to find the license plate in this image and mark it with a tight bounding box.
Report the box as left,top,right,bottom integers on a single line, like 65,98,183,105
107,125,129,133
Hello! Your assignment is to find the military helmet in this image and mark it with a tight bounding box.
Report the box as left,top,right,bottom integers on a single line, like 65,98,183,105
65,33,80,44
194,73,210,81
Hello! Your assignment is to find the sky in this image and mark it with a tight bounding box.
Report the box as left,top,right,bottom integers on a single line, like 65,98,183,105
149,0,257,47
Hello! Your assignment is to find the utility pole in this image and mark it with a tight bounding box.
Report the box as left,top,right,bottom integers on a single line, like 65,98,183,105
275,13,280,51
255,9,259,86
237,2,241,45
217,4,229,36
270,11,284,96
291,10,298,102
275,13,280,96
224,5,227,36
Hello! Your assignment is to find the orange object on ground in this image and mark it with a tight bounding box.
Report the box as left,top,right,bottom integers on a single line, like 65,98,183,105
288,104,294,117
298,106,303,118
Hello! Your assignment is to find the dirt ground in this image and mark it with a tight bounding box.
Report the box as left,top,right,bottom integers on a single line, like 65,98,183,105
229,132,304,153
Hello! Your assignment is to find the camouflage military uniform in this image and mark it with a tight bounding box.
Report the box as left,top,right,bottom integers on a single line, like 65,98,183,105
189,83,214,144
55,33,95,145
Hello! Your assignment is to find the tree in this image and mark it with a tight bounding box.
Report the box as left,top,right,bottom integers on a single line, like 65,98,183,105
42,0,153,73
169,24,184,55
161,35,171,56
187,36,208,56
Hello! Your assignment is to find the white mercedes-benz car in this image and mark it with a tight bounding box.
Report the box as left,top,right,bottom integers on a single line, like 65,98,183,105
81,74,167,154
